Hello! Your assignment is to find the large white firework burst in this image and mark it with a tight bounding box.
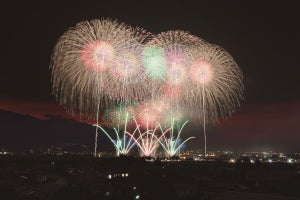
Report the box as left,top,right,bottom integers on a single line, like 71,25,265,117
51,19,150,117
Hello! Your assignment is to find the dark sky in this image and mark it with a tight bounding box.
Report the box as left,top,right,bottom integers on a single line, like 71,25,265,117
1,0,300,152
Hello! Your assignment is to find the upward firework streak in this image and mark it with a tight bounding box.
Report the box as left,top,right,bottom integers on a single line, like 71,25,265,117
51,19,243,158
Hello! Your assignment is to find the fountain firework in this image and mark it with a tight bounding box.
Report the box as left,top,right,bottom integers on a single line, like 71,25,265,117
158,119,195,157
125,118,172,157
94,112,137,156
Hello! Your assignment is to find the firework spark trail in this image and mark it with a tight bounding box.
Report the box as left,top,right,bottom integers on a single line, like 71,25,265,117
94,104,100,157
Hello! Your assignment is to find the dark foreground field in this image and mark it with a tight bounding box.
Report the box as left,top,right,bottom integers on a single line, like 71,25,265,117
0,155,300,200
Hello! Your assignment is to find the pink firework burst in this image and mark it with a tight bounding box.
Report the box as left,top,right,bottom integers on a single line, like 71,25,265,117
108,51,141,82
166,52,188,86
189,60,214,85
137,106,161,128
51,19,151,115
136,100,170,128
80,40,115,72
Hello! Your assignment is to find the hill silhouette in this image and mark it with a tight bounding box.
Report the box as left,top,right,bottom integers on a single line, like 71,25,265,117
0,110,114,152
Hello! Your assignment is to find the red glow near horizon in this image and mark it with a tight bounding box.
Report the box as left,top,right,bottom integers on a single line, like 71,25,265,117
211,100,300,149
0,97,104,125
1,97,300,150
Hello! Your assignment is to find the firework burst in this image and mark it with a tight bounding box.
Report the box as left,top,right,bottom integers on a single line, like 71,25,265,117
187,44,244,123
135,99,170,129
51,19,244,158
51,19,150,115
142,30,207,100
104,103,137,128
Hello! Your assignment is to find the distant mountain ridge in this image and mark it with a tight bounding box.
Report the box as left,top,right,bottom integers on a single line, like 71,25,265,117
0,110,113,151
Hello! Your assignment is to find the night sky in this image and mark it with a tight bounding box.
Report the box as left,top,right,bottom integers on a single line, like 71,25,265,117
1,1,300,152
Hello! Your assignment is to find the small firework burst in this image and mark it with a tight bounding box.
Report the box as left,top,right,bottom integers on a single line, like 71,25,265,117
136,99,170,129
80,40,115,72
142,45,167,81
189,60,214,85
